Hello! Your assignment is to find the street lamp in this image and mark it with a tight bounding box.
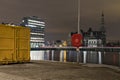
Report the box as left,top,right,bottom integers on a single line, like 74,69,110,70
78,0,80,34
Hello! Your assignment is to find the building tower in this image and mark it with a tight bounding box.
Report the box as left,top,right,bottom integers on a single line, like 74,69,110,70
21,16,45,48
100,12,106,46
100,12,105,32
80,12,106,47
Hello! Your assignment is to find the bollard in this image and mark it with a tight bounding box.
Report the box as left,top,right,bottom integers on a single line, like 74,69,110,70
98,51,102,64
47,50,50,60
64,50,67,62
51,50,54,61
83,51,87,64
60,50,63,62
62,41,67,62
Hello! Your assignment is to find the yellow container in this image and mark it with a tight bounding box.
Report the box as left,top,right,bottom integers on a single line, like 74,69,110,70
0,24,30,64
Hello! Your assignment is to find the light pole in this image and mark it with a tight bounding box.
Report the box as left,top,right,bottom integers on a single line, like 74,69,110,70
77,0,80,63
78,0,80,34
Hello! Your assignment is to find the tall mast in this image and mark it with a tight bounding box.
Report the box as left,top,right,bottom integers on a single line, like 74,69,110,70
78,0,80,34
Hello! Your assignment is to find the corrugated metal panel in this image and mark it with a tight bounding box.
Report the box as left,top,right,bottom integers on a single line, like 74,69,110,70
0,24,30,64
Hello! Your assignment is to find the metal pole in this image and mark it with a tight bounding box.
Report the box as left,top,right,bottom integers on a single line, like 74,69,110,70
76,48,80,63
78,0,80,34
77,51,79,63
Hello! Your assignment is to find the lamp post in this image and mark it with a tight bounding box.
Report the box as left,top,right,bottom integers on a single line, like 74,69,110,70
78,0,80,34
77,0,80,63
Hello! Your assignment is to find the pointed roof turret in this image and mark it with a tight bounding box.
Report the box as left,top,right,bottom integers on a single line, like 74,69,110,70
100,11,106,32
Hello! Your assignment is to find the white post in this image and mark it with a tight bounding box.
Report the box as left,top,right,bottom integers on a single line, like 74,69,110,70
98,51,102,64
47,50,50,60
52,50,54,61
83,51,87,64
60,50,63,62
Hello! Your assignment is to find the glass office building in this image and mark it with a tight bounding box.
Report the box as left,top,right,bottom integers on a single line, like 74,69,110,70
21,16,45,48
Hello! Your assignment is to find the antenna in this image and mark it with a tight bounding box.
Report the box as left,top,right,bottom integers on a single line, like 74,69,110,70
78,0,80,34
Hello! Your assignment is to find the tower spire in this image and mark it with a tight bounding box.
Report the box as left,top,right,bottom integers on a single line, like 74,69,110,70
100,11,105,32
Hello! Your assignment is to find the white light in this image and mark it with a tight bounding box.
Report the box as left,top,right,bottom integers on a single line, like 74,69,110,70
25,24,37,27
28,19,45,24
31,33,45,35
31,37,44,40
28,22,45,26
30,40,45,42
22,20,24,22
41,27,45,28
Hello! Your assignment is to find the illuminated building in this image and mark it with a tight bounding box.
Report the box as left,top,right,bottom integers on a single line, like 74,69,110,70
21,16,45,48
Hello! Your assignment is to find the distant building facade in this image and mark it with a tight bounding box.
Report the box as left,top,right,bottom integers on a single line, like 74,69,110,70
21,16,45,48
81,28,106,47
81,13,106,47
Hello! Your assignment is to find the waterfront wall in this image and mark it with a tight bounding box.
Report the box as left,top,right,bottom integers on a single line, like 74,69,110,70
30,50,120,66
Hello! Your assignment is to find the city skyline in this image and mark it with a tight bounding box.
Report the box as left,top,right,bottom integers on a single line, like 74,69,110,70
0,0,120,41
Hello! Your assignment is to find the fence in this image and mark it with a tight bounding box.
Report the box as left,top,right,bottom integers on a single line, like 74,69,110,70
31,47,120,66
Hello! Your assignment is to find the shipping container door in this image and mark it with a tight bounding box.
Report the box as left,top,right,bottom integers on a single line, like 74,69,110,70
16,27,30,62
0,26,16,63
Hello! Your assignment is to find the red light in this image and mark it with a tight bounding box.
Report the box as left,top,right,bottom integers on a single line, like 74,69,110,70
71,34,82,47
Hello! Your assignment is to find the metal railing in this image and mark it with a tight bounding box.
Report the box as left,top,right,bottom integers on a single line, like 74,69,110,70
31,47,120,52
31,47,120,66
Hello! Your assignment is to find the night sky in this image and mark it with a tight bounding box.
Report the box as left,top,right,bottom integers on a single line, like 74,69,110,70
0,0,120,41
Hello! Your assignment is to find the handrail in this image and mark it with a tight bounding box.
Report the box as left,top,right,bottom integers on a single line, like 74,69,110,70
31,47,120,52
